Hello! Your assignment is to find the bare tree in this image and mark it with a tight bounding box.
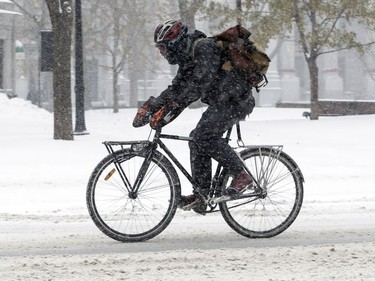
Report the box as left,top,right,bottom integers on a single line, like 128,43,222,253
45,0,74,140
86,0,151,112
289,0,375,119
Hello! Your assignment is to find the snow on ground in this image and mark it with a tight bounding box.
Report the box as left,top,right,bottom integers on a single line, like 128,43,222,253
0,94,374,280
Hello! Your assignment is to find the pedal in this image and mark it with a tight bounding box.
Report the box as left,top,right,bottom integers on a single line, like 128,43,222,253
209,195,232,204
180,199,200,211
181,201,207,215
181,203,195,211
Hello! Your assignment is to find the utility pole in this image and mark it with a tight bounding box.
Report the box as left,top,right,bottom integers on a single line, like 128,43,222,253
74,0,88,135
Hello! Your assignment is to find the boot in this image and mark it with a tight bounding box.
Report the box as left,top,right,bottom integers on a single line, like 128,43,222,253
179,194,198,208
178,193,207,215
226,170,253,196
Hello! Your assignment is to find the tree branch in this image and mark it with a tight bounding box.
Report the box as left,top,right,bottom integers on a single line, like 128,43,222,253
12,0,42,27
315,8,345,54
318,41,375,56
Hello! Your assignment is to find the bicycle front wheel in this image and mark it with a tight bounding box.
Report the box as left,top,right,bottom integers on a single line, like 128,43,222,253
220,147,304,238
86,149,180,242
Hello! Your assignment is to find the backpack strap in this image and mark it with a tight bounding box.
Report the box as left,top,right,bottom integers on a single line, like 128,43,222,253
255,73,268,93
191,38,207,58
236,122,245,147
192,37,235,72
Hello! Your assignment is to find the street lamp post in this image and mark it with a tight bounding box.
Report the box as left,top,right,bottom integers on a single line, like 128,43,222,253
74,0,88,135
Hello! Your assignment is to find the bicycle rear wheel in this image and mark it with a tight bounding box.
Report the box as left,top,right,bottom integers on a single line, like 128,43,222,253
86,149,180,242
219,147,304,238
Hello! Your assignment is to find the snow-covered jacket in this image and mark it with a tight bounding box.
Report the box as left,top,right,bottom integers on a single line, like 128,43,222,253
153,30,253,111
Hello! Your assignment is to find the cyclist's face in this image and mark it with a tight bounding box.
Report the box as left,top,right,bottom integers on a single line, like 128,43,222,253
155,34,187,65
155,41,179,65
155,42,168,56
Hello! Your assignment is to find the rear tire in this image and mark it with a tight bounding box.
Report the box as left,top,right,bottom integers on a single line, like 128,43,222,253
86,149,180,242
220,147,304,238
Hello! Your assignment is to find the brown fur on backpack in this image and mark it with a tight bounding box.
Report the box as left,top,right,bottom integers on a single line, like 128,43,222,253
212,25,271,89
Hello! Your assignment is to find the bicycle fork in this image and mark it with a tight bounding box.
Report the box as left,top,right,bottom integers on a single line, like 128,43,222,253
130,144,156,197
104,141,155,198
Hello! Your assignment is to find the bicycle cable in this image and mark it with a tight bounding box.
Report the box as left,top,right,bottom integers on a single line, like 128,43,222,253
147,128,153,141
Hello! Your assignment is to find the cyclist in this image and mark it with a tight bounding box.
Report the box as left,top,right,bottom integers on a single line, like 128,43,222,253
133,19,255,211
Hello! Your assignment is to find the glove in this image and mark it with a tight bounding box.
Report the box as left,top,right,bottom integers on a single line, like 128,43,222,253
133,96,157,127
150,101,184,130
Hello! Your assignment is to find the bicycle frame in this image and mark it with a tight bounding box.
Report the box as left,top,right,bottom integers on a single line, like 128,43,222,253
103,126,275,207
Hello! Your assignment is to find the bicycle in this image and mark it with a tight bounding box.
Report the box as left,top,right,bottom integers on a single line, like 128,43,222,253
86,124,304,242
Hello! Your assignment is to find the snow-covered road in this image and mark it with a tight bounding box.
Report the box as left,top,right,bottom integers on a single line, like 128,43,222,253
1,201,375,281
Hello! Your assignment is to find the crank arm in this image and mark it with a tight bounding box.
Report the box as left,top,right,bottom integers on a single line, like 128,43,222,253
209,195,232,205
209,191,263,205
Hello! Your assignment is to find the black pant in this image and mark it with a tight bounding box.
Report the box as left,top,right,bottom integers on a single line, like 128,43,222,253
189,95,254,193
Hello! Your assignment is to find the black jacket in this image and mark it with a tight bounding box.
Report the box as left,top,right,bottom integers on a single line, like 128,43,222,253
155,30,252,110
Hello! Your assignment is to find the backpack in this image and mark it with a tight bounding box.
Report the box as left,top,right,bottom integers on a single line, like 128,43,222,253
210,25,271,91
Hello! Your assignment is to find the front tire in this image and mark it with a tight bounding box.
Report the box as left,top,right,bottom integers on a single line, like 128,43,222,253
86,149,180,242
